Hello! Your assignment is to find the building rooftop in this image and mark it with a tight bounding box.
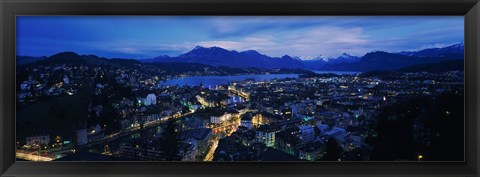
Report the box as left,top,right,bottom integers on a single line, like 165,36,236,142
263,147,301,161
179,128,212,141
241,113,253,121
256,125,274,132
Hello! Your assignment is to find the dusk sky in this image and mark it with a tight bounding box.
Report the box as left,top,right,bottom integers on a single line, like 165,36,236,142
17,16,464,60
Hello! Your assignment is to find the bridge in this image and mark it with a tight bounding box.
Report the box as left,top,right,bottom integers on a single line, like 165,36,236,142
17,111,195,161
228,88,250,101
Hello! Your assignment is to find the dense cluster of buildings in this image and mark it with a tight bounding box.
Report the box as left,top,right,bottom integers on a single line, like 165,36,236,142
16,60,464,161
208,71,463,161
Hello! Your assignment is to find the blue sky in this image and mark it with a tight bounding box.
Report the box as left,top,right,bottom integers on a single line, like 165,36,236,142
17,16,464,60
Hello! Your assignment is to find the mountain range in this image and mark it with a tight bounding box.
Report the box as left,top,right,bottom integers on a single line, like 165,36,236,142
144,46,305,69
16,52,315,77
145,43,464,71
17,43,464,72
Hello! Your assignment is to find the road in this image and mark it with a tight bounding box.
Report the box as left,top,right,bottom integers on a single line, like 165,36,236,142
203,139,219,161
203,116,241,161
84,111,194,147
16,111,194,161
16,150,54,161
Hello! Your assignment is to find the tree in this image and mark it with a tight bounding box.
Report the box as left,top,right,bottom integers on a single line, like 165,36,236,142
323,137,343,161
159,118,181,161
424,93,464,161
369,100,416,161
368,94,464,161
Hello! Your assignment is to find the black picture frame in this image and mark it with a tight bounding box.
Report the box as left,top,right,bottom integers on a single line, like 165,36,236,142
1,0,479,176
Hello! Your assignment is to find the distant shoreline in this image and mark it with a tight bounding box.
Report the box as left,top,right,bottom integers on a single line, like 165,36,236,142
312,70,362,75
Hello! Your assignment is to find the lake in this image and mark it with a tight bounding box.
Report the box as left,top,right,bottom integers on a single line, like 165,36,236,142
159,74,299,88
313,70,361,75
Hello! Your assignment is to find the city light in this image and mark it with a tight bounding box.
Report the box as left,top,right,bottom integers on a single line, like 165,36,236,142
15,16,464,162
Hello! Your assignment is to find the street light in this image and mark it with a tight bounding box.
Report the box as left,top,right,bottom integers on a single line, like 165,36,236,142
418,155,423,161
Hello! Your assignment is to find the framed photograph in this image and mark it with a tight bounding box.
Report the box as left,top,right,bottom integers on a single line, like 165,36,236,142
1,0,479,176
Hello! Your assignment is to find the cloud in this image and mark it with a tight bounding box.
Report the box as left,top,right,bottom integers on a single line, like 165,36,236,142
17,16,464,59
75,24,461,60
113,47,144,55
188,26,371,59
207,17,280,38
206,16,349,39
196,41,242,49
197,16,463,59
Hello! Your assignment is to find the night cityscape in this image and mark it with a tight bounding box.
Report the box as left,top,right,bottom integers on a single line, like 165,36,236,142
15,16,464,161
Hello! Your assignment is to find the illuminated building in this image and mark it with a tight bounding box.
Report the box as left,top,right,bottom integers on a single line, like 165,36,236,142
298,142,325,161
179,128,212,155
210,111,231,124
298,125,315,143
240,113,253,129
26,135,50,147
256,125,275,147
145,93,157,105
